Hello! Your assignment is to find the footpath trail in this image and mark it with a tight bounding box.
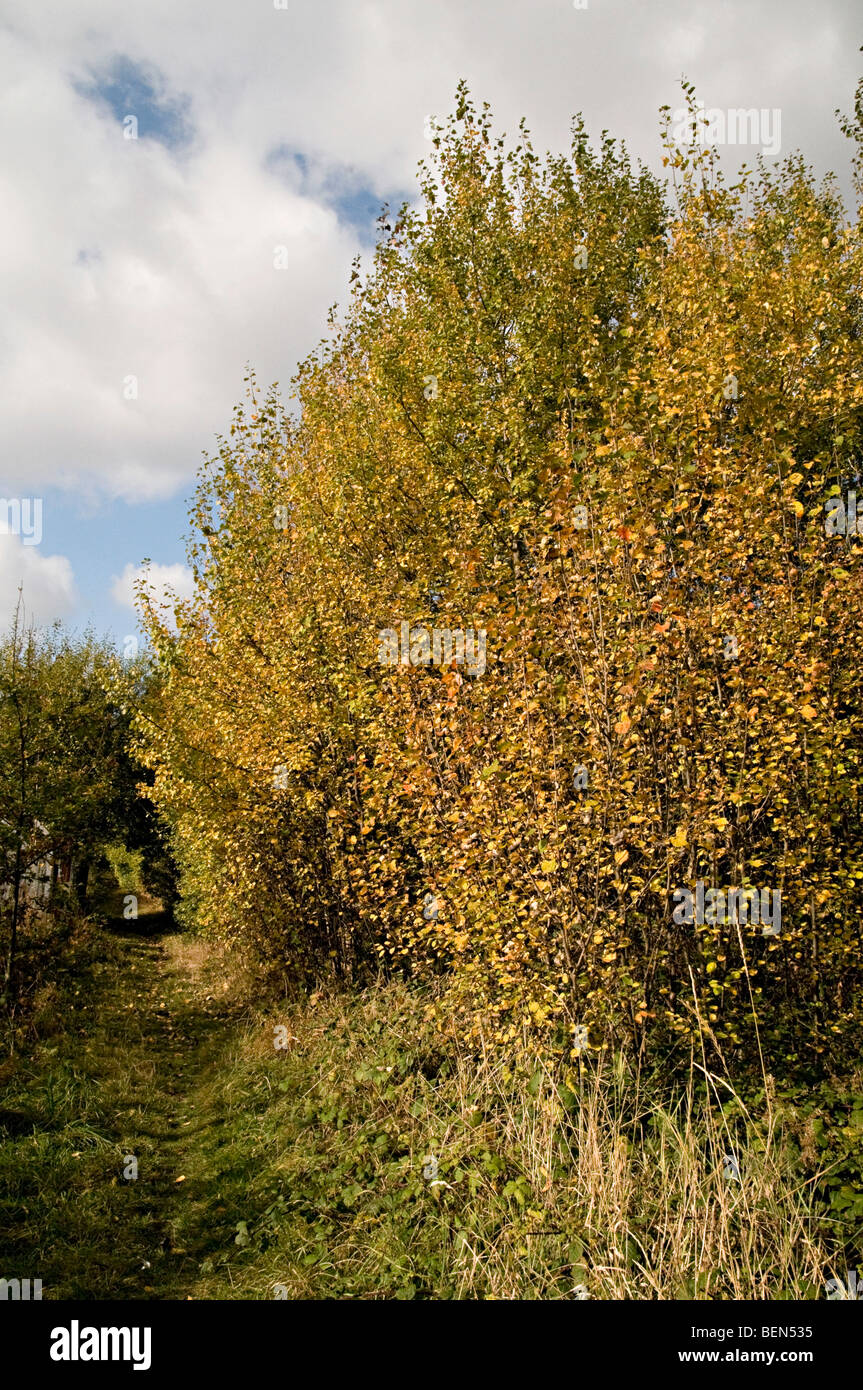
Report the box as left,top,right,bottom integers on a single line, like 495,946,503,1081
0,899,250,1299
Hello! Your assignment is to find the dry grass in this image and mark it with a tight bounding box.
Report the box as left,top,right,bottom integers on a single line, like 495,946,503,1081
1,922,852,1300
211,980,840,1300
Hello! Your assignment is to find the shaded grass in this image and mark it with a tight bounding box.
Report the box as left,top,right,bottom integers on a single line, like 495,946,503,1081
188,983,860,1300
0,907,248,1299
1,913,860,1299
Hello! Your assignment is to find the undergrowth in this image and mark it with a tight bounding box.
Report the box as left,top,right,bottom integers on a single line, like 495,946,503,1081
1,919,860,1300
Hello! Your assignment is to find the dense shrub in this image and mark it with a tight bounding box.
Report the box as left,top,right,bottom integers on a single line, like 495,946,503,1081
137,83,863,1070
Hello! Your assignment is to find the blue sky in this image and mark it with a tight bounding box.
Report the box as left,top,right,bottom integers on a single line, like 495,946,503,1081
73,53,195,150
17,52,412,643
33,488,192,643
0,0,859,643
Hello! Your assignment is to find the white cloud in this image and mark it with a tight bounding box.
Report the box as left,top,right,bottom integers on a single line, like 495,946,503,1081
111,561,196,615
0,26,364,505
663,24,708,64
0,0,858,517
0,535,78,629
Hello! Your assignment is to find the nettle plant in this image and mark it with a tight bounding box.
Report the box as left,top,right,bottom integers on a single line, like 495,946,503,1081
137,78,863,1068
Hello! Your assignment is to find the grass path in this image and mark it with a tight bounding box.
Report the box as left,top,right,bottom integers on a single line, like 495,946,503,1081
0,900,249,1299
3,899,853,1300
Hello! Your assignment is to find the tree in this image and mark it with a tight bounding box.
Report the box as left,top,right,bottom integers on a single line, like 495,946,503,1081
137,80,863,1070
0,605,153,1004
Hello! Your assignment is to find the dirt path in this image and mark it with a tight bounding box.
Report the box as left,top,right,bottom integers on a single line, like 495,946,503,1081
0,902,249,1299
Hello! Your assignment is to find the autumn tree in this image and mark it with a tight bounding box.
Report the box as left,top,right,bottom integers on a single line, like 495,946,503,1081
0,607,153,1004
138,80,863,1070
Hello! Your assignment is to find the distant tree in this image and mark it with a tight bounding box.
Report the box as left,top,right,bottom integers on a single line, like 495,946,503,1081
0,601,161,1004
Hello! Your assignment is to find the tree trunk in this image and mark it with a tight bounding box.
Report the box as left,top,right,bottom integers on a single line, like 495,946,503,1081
74,856,92,909
2,835,24,1005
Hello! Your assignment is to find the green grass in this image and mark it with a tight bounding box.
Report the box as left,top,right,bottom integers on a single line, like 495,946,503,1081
0,900,246,1298
1,908,860,1299
103,845,144,895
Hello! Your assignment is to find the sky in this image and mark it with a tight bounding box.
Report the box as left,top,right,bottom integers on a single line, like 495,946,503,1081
0,0,860,644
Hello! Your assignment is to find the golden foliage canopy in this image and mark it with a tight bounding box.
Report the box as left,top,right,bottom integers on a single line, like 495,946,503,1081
136,83,863,1066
